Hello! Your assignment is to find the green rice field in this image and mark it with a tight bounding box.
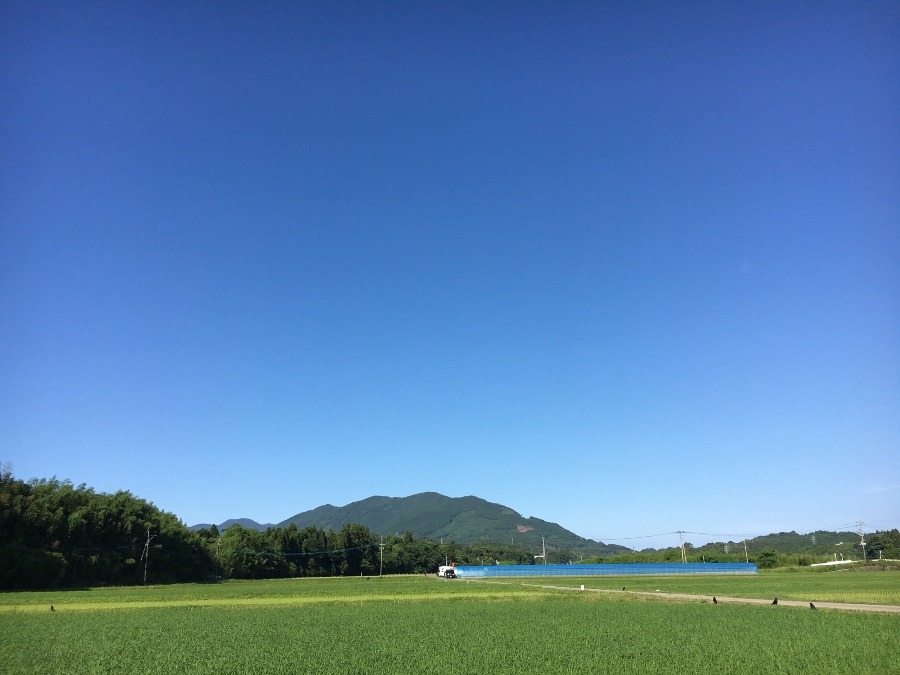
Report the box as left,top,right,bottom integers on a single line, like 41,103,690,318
542,568,900,605
1,572,897,674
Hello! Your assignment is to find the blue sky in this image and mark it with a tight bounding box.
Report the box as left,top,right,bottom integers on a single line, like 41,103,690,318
2,2,897,549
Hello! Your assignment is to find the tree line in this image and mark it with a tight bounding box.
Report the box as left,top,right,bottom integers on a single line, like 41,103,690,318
3,468,898,590
0,469,211,589
594,532,900,567
0,469,542,589
194,524,547,580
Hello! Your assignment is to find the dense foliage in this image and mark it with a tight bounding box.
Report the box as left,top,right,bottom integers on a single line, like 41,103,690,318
195,524,547,580
0,467,212,589
0,469,546,589
3,467,897,590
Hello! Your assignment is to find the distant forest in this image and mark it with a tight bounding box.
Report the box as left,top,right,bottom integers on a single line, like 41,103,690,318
2,468,898,590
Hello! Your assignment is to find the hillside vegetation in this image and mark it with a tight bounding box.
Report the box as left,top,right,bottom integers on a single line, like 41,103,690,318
277,492,623,555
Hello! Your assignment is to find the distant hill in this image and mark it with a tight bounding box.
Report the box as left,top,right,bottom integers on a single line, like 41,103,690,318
191,518,273,532
220,517,275,531
695,530,863,555
190,496,883,559
192,492,625,556
277,492,623,555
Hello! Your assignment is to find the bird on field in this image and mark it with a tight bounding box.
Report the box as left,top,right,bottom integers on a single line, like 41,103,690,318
50,605,55,612
622,587,625,591
771,598,778,605
810,603,816,610
713,597,717,605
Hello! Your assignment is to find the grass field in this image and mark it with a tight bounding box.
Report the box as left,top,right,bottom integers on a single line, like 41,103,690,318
1,572,897,674
538,568,900,606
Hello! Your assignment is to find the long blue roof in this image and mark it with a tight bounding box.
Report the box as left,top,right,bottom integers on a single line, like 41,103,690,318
454,563,758,577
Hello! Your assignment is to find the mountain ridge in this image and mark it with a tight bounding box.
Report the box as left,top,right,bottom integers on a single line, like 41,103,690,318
188,494,893,559
191,492,623,555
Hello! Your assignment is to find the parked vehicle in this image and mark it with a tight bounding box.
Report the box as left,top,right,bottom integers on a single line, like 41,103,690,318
437,565,457,578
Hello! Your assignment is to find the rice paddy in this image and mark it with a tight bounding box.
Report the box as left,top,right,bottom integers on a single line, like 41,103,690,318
1,571,897,674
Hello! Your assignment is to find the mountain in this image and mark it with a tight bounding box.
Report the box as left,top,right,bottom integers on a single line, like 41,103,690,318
191,518,273,532
278,492,624,555
188,496,895,559
220,517,275,531
192,492,625,555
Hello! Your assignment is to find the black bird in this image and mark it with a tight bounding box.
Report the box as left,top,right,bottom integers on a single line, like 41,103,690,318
810,603,816,610
713,597,718,605
771,598,778,605
622,587,625,591
50,605,55,612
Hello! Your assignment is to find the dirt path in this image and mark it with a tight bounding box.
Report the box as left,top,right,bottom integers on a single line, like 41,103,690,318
520,582,900,614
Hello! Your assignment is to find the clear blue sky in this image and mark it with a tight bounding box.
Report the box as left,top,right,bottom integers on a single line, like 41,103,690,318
2,2,897,549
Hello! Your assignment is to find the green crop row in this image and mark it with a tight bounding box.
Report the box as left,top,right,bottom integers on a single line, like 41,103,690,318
1,575,897,674
2,569,898,611
0,575,547,611
2,592,896,674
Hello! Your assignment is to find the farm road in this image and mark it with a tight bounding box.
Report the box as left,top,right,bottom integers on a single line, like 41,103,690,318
482,581,900,614
612,589,900,614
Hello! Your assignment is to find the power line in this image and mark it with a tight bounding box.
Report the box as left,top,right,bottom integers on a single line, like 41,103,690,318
595,531,679,541
683,531,764,538
222,542,381,560
592,521,892,544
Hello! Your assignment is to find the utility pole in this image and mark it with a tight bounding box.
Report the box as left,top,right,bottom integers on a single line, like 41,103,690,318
743,540,749,563
379,536,384,576
141,526,156,585
678,531,687,563
858,522,866,562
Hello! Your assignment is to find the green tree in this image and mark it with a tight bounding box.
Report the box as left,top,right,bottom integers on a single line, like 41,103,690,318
755,550,778,569
333,524,377,576
0,468,213,589
866,530,900,559
298,526,329,577
218,525,290,579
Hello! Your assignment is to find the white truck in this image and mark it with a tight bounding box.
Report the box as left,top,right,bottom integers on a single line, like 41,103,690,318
437,565,457,578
